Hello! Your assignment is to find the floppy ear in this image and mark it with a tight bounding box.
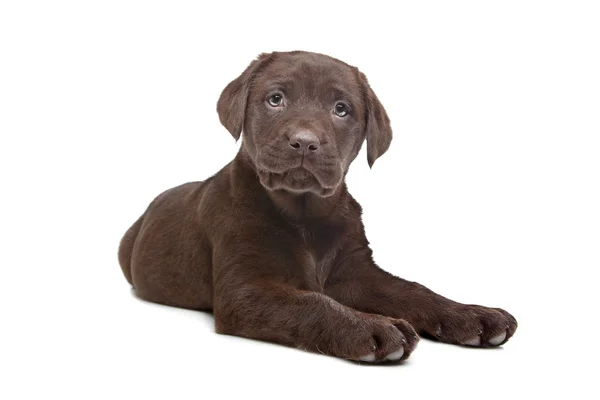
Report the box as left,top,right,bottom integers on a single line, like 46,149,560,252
217,53,272,141
359,72,393,168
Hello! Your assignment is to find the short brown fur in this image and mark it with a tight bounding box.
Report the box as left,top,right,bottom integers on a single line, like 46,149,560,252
118,51,517,362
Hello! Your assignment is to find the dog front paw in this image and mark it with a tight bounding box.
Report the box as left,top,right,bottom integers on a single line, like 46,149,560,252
423,305,517,347
328,314,419,363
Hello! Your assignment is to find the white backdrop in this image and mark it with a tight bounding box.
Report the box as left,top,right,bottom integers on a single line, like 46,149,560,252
1,1,598,399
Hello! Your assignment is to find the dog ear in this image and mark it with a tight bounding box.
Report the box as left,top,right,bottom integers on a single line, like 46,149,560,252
217,53,272,141
359,72,393,168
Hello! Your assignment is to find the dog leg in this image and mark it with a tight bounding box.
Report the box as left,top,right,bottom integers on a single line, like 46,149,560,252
212,277,418,362
325,246,518,347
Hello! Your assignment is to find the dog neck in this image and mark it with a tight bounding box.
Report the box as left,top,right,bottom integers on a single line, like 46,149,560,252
231,148,348,221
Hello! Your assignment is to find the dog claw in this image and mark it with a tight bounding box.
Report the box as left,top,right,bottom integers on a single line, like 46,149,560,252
385,347,405,361
488,331,507,346
463,336,481,346
359,353,376,362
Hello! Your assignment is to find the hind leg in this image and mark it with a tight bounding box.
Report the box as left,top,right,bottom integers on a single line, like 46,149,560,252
123,184,214,311
118,214,144,286
119,182,214,311
130,214,214,311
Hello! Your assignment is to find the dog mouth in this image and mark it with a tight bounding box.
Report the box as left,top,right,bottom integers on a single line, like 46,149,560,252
257,167,338,197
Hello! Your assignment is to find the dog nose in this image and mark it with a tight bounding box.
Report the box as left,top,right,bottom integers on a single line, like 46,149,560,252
289,131,320,153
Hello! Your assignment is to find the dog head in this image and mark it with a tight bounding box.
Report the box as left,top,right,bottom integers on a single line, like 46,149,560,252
217,51,392,197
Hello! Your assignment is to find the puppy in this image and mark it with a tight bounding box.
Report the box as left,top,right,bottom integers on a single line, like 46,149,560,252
118,51,517,363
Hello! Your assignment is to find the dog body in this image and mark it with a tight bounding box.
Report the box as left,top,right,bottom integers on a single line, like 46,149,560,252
118,51,517,362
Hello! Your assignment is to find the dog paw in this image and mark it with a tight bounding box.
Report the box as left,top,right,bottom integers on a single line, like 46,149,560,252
346,316,419,363
425,305,517,348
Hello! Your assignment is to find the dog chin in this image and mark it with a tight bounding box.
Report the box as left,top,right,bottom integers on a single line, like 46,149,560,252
257,168,338,197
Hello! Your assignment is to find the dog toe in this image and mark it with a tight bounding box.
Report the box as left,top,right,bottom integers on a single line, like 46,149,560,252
385,347,405,361
488,331,507,346
359,353,377,362
462,336,482,346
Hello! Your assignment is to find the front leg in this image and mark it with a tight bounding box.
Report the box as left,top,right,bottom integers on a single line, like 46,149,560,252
325,246,517,347
212,248,419,362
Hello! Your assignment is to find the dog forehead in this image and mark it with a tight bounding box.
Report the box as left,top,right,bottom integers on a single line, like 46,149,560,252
254,53,360,97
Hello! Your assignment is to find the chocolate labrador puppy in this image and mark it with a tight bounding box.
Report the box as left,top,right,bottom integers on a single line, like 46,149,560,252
118,51,517,363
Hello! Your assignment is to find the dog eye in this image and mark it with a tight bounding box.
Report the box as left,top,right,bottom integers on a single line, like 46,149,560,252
334,103,349,117
267,94,284,107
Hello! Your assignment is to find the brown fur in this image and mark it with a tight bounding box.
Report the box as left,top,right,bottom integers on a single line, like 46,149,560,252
118,51,517,363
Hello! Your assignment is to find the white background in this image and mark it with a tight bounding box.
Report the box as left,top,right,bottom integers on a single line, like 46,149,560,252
1,1,599,399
